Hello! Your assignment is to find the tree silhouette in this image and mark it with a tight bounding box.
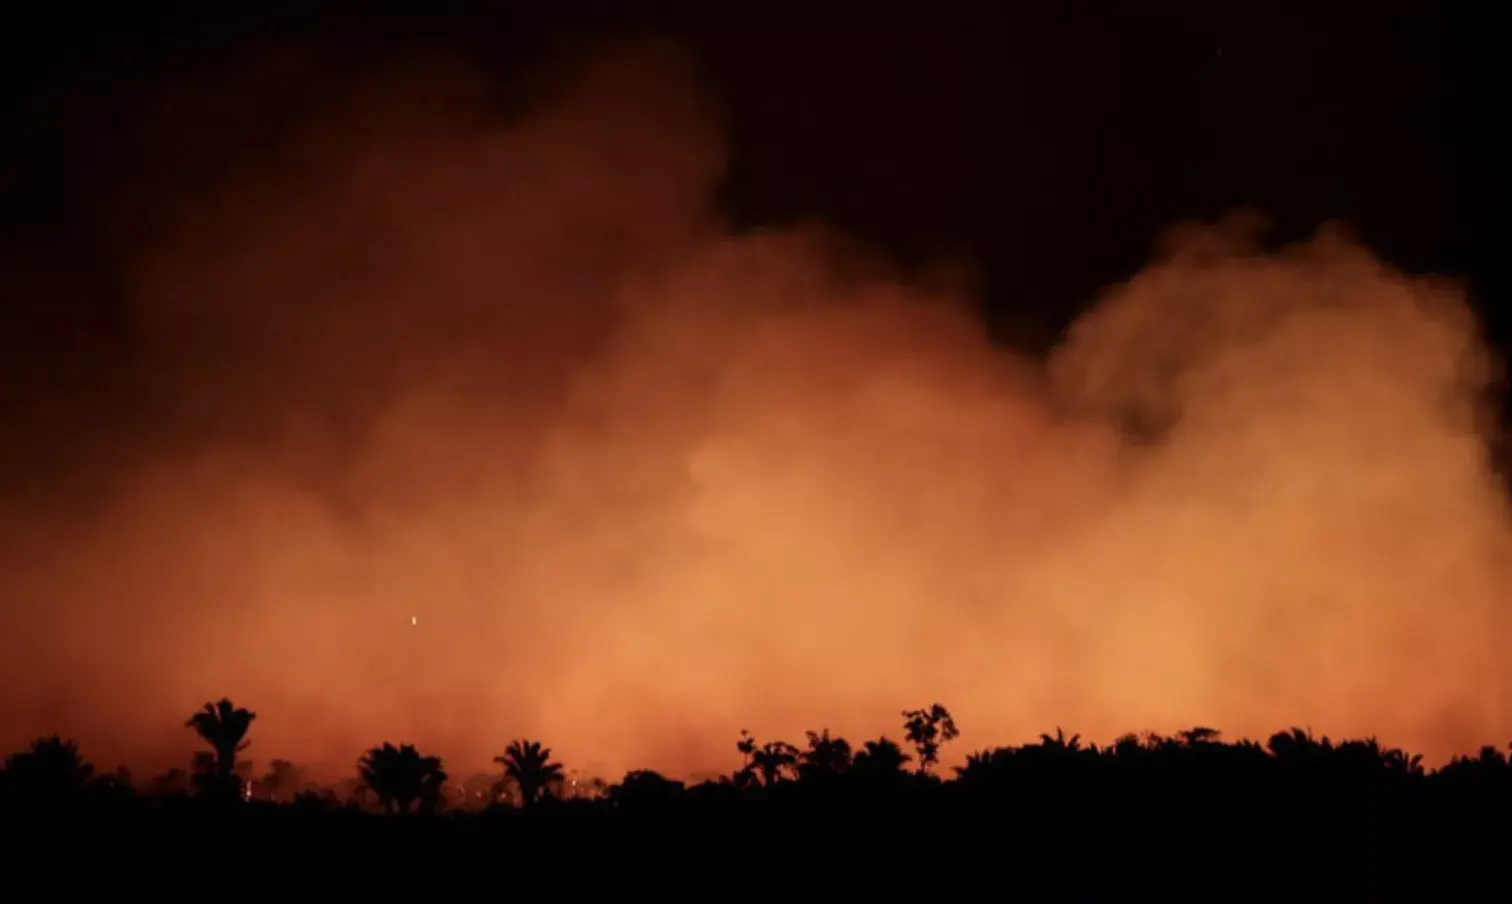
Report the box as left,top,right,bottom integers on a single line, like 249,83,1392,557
1178,726,1222,746
608,770,685,809
734,729,759,788
149,767,189,798
419,764,447,814
902,703,959,774
189,751,218,797
853,737,912,777
798,729,853,780
3,736,94,804
258,759,307,802
29,697,1512,901
190,750,254,798
1267,727,1333,766
954,747,1014,786
1038,727,1082,753
336,776,370,807
1110,733,1146,761
357,743,447,815
185,698,255,800
1383,746,1425,777
96,765,133,789
88,766,137,804
495,740,564,808
749,740,800,786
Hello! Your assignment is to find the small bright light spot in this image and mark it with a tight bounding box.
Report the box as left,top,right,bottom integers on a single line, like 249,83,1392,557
410,615,418,626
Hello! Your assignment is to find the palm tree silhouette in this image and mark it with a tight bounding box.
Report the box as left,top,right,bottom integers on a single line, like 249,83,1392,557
495,740,565,808
1383,746,1425,777
853,737,912,777
1037,727,1084,757
799,729,853,779
750,741,800,786
357,743,447,815
953,747,1014,785
1268,726,1330,763
185,698,255,799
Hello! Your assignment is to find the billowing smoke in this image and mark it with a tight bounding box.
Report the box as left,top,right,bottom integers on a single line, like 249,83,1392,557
1,39,1507,781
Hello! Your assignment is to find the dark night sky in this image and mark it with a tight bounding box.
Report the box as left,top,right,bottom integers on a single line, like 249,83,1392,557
0,5,1487,308
0,0,1498,458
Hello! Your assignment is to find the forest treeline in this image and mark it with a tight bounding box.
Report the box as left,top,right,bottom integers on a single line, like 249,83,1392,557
4,699,1512,900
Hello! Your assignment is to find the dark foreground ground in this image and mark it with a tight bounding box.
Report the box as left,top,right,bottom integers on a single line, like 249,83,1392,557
6,740,1512,902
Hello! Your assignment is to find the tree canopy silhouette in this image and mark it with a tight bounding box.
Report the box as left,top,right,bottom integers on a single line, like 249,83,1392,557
853,737,912,777
357,743,447,815
258,758,308,801
608,770,685,809
10,702,1512,901
185,698,255,799
799,729,853,780
731,731,801,788
495,739,564,808
902,703,959,774
3,736,94,807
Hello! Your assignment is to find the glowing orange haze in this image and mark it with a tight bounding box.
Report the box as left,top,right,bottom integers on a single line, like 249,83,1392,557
1,40,1508,783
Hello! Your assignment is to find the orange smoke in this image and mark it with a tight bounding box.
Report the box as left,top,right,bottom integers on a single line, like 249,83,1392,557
0,40,1507,782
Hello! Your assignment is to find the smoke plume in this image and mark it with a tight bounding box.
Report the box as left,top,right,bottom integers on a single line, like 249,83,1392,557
1,39,1507,780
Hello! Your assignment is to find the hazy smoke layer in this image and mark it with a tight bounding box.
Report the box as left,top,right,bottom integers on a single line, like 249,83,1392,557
1,41,1507,780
